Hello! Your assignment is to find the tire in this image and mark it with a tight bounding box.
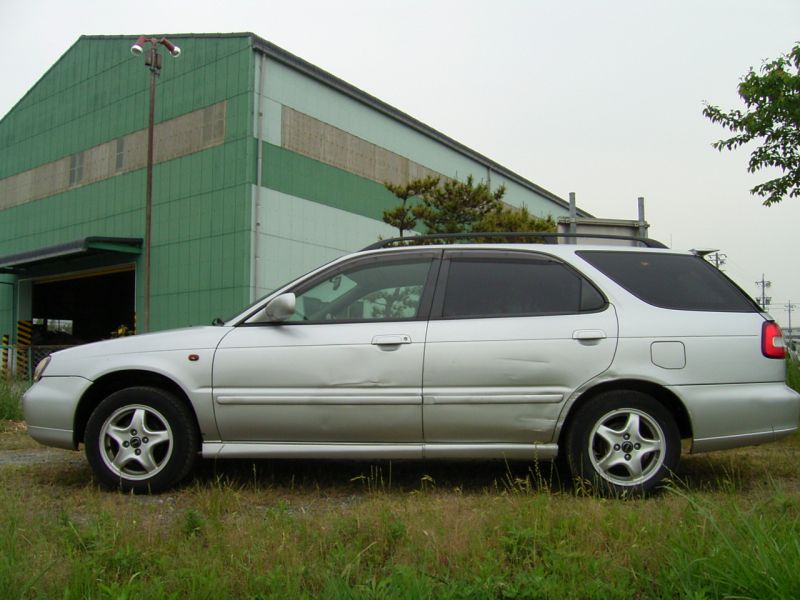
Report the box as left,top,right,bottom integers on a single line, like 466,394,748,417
565,390,680,496
85,386,198,493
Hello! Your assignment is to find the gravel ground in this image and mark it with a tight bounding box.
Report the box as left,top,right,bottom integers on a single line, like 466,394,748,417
0,421,82,466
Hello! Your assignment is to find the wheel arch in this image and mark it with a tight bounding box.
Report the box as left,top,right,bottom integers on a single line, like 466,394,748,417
558,379,693,449
74,370,200,447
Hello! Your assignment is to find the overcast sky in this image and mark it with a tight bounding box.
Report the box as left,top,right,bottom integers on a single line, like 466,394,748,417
2,0,799,327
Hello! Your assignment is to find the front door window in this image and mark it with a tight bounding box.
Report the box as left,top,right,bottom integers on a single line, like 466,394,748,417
288,258,433,322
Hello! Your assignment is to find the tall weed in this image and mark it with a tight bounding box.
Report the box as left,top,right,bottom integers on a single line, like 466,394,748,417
787,357,800,394
0,379,27,420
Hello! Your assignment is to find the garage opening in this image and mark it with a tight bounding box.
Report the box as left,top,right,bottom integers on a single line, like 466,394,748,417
32,268,136,346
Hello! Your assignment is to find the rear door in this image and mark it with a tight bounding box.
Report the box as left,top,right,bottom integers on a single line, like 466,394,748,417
422,249,618,444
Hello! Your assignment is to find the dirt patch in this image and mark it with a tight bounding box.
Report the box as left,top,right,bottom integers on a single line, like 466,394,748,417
0,447,84,466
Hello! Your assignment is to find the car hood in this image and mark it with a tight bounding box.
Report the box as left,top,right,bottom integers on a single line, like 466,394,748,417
41,326,233,377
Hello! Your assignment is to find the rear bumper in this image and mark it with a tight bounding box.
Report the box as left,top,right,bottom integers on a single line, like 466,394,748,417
22,376,91,450
670,382,800,453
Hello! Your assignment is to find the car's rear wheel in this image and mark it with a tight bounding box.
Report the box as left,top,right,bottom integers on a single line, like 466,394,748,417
566,390,680,496
85,387,198,493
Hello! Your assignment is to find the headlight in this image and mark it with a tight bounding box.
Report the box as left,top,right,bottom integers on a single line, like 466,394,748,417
33,355,51,382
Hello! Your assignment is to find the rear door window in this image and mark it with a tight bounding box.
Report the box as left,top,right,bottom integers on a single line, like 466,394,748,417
577,251,759,312
436,251,606,319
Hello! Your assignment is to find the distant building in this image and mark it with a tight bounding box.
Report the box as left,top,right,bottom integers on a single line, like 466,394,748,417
0,33,584,350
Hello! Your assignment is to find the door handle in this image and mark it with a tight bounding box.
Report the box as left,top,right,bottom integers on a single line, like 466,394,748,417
572,330,607,341
371,334,412,346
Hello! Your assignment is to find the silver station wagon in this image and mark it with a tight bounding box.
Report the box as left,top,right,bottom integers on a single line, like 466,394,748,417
23,234,800,494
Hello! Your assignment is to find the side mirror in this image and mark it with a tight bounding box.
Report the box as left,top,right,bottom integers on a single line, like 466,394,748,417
249,293,296,323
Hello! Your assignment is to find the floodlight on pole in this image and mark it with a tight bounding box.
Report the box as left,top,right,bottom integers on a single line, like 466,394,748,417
130,35,181,332
159,38,181,58
130,36,181,59
130,35,147,56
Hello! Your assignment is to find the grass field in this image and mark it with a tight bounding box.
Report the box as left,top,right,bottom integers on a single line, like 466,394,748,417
0,361,798,599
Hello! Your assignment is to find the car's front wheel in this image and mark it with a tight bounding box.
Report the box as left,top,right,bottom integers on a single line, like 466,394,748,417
565,390,680,496
85,387,198,493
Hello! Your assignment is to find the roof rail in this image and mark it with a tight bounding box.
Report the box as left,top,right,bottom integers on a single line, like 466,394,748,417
361,232,668,251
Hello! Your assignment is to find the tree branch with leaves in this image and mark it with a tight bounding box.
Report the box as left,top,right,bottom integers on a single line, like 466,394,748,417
383,174,555,239
412,175,505,234
382,176,440,238
703,43,800,206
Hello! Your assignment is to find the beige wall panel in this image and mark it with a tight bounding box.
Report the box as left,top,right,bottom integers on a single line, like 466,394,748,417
33,161,65,201
105,141,119,178
125,130,148,172
0,102,226,210
86,144,111,183
281,107,444,187
375,146,408,187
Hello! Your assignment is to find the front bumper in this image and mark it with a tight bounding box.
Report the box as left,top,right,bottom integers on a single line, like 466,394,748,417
672,382,800,453
22,376,92,450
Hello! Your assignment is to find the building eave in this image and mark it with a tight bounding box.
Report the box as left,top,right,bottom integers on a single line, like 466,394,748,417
0,237,142,275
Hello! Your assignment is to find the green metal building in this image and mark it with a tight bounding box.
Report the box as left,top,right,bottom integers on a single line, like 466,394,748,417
0,33,580,352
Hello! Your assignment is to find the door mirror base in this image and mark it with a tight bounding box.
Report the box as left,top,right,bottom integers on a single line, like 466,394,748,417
249,293,296,323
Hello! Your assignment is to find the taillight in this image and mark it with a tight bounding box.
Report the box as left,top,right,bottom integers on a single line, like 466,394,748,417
761,321,786,359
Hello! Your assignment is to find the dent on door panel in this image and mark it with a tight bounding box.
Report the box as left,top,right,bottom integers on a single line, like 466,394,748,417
422,309,618,444
212,322,428,443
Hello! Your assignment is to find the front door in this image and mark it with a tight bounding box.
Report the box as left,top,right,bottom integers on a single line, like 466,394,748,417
212,251,440,444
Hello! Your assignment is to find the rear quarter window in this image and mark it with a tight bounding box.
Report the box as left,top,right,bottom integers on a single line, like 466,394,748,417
577,251,759,312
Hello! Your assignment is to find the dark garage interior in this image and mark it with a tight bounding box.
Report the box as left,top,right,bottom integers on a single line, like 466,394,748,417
31,269,135,345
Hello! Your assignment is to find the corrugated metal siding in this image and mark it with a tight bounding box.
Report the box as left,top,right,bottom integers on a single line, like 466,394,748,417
0,35,256,333
262,142,400,223
0,36,253,177
253,188,399,298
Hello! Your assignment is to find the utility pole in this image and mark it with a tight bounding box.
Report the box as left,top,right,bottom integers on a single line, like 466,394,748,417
130,36,181,332
783,301,798,333
755,274,772,310
706,252,727,270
